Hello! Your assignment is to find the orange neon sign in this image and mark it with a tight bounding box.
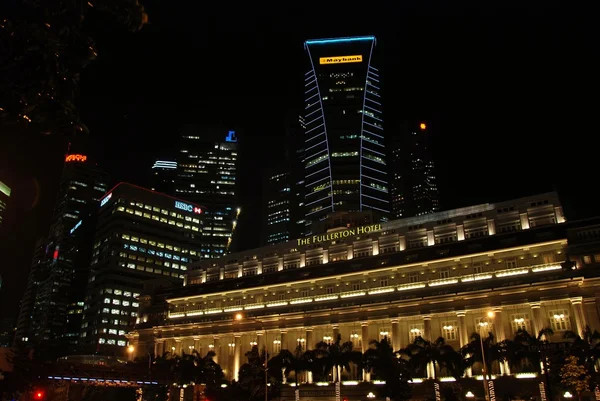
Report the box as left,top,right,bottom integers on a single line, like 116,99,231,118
65,154,87,163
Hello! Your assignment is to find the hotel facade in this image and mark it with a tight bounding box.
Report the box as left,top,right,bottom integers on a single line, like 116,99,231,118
129,192,600,384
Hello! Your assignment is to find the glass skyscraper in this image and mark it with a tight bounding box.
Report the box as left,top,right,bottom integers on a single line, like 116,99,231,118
303,36,389,232
174,127,240,257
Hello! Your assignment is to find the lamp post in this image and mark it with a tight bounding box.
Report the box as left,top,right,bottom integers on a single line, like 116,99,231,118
478,311,495,401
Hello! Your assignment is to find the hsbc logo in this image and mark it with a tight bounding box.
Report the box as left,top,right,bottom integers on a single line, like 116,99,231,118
175,201,202,214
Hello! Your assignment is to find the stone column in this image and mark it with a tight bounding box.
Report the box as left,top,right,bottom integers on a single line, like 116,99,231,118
493,308,510,375
154,340,162,357
281,331,288,350
457,312,469,347
175,339,182,356
493,308,506,341
306,328,314,383
213,336,220,364
530,303,544,335
333,325,340,341
257,330,265,352
423,315,432,340
233,334,242,381
193,338,200,354
457,311,471,377
571,297,587,336
362,322,370,382
391,319,401,351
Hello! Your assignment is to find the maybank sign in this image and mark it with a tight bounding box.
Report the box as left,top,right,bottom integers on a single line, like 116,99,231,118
297,224,382,246
319,55,363,65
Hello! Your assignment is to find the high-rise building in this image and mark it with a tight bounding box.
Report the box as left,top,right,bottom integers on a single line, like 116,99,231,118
79,183,207,355
174,127,240,257
150,160,177,194
16,153,109,351
262,170,294,245
15,239,47,344
262,115,306,246
0,180,10,226
303,36,389,233
391,121,440,218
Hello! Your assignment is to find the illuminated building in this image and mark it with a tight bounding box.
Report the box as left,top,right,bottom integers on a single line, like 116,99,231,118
174,126,240,257
78,183,208,355
262,115,306,245
303,36,389,233
391,121,440,218
128,192,599,389
0,180,11,226
150,160,177,194
16,154,109,351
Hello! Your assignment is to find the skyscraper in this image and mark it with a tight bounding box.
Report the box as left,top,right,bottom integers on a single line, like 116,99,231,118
150,160,177,194
174,127,240,257
79,183,206,355
303,36,389,233
391,121,440,218
16,153,109,350
262,115,306,245
0,180,10,226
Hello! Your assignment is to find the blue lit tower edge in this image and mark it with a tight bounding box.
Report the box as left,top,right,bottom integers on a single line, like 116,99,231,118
303,36,389,231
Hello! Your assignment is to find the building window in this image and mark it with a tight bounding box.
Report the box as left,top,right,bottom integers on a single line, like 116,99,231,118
583,256,592,264
409,324,424,341
549,310,571,331
441,321,458,340
273,339,282,354
439,269,450,279
510,314,530,333
408,273,419,283
380,278,389,287
326,286,335,294
352,283,361,291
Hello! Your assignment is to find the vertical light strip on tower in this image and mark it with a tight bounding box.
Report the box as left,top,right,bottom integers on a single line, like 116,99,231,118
304,46,334,216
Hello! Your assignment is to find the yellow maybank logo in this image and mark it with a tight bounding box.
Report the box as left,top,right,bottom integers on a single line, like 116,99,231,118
319,55,363,65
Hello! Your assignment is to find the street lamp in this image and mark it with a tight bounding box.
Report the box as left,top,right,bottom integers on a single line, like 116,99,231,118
478,311,495,401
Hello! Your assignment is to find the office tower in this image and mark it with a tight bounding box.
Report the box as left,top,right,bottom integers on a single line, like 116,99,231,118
79,183,207,355
15,239,48,344
262,170,294,245
174,126,240,257
16,153,109,351
150,160,177,194
0,180,10,226
303,36,389,233
262,115,306,245
391,121,440,218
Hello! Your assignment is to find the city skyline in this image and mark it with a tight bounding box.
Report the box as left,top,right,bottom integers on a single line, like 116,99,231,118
0,2,595,327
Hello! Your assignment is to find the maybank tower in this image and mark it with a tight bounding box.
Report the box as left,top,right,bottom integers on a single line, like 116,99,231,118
303,36,388,234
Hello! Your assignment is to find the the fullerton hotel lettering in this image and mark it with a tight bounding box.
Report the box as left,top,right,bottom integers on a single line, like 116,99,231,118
297,224,382,246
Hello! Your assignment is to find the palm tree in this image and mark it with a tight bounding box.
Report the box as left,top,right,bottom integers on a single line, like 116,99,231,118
511,328,554,373
399,336,464,380
461,332,502,378
268,345,310,385
363,337,412,401
235,345,279,401
564,326,600,375
313,334,362,382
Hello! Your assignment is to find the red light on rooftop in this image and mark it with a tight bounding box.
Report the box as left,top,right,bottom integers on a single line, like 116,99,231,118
65,154,87,163
34,390,45,399
419,123,427,130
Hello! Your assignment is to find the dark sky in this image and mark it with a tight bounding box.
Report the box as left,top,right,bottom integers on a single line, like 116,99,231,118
1,1,597,319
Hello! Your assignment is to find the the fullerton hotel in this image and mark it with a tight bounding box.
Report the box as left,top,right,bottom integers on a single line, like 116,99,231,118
129,192,600,382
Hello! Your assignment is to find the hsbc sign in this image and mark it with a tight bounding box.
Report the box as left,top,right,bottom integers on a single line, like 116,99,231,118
174,201,202,214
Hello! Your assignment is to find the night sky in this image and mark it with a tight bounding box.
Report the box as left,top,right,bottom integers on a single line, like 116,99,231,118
0,1,596,319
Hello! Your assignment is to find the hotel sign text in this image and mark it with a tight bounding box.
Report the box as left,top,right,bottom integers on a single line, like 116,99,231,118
319,55,363,64
297,224,382,246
